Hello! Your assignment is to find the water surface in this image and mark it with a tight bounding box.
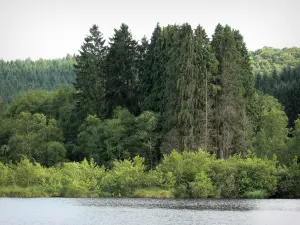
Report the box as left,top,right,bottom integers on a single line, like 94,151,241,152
0,198,299,225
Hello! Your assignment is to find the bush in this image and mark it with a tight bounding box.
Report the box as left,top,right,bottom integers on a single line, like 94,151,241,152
276,158,300,198
59,159,104,197
190,171,215,198
208,160,236,198
227,155,278,197
101,156,147,196
0,162,8,186
12,158,46,187
172,184,189,198
157,150,212,194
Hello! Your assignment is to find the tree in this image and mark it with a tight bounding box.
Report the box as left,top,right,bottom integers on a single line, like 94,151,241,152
288,118,300,162
139,23,166,113
6,112,66,166
74,24,107,120
211,24,253,158
0,57,75,104
105,24,139,117
75,115,106,165
253,94,289,162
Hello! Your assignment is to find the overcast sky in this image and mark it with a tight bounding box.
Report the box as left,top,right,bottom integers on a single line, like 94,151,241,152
0,0,299,60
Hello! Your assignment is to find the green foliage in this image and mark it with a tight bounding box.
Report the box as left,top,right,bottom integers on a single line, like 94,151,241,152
0,56,75,103
75,115,106,164
255,63,300,128
12,158,46,187
6,112,66,166
228,155,278,197
251,47,300,75
253,94,289,162
74,24,107,120
1,22,300,199
288,119,300,161
0,151,298,198
101,156,147,196
244,190,268,199
105,23,139,117
276,158,300,198
208,159,236,197
211,24,254,158
75,108,159,167
158,150,212,185
190,171,215,198
133,187,173,198
59,159,105,197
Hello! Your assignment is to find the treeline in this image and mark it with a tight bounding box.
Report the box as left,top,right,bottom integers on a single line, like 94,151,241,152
0,56,75,103
256,65,300,127
0,22,300,196
1,151,300,198
74,23,257,161
252,47,300,128
251,47,300,75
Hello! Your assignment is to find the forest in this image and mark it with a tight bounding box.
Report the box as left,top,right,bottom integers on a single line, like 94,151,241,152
0,23,300,198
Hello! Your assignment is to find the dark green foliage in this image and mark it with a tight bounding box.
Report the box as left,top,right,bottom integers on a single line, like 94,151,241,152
288,119,300,161
211,24,253,158
276,158,300,198
75,108,159,168
256,65,300,127
253,94,289,162
1,22,300,198
3,112,66,166
0,56,75,103
105,24,139,117
74,25,107,120
139,23,167,113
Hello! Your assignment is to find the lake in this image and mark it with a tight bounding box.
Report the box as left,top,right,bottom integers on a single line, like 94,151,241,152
0,198,299,225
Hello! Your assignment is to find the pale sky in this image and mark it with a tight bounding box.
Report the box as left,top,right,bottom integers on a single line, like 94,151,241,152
0,0,299,60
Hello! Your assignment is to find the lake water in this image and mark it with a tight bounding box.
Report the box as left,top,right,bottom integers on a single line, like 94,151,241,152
0,198,299,225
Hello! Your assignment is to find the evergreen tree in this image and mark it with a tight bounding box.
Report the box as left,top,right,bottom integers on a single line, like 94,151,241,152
211,24,253,158
74,24,107,120
163,24,217,151
139,23,166,113
105,24,139,117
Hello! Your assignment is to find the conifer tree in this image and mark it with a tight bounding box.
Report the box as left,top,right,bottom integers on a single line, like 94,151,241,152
105,24,139,117
161,24,217,152
74,25,107,120
140,23,166,113
211,24,253,158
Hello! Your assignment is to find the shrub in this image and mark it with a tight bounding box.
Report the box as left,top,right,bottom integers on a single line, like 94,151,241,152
101,156,147,196
276,158,300,198
190,171,215,198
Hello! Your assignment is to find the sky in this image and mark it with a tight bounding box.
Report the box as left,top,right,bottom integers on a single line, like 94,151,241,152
0,0,299,60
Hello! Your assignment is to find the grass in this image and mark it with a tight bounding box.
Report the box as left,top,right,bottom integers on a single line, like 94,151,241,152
0,186,268,199
244,190,268,199
0,186,101,198
132,187,173,198
0,186,49,197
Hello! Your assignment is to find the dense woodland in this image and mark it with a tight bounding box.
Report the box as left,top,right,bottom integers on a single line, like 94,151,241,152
0,23,300,198
0,56,75,103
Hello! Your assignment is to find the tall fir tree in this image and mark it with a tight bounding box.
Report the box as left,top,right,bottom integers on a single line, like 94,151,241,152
74,25,107,120
211,24,253,158
105,24,139,117
161,24,217,152
140,23,166,113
